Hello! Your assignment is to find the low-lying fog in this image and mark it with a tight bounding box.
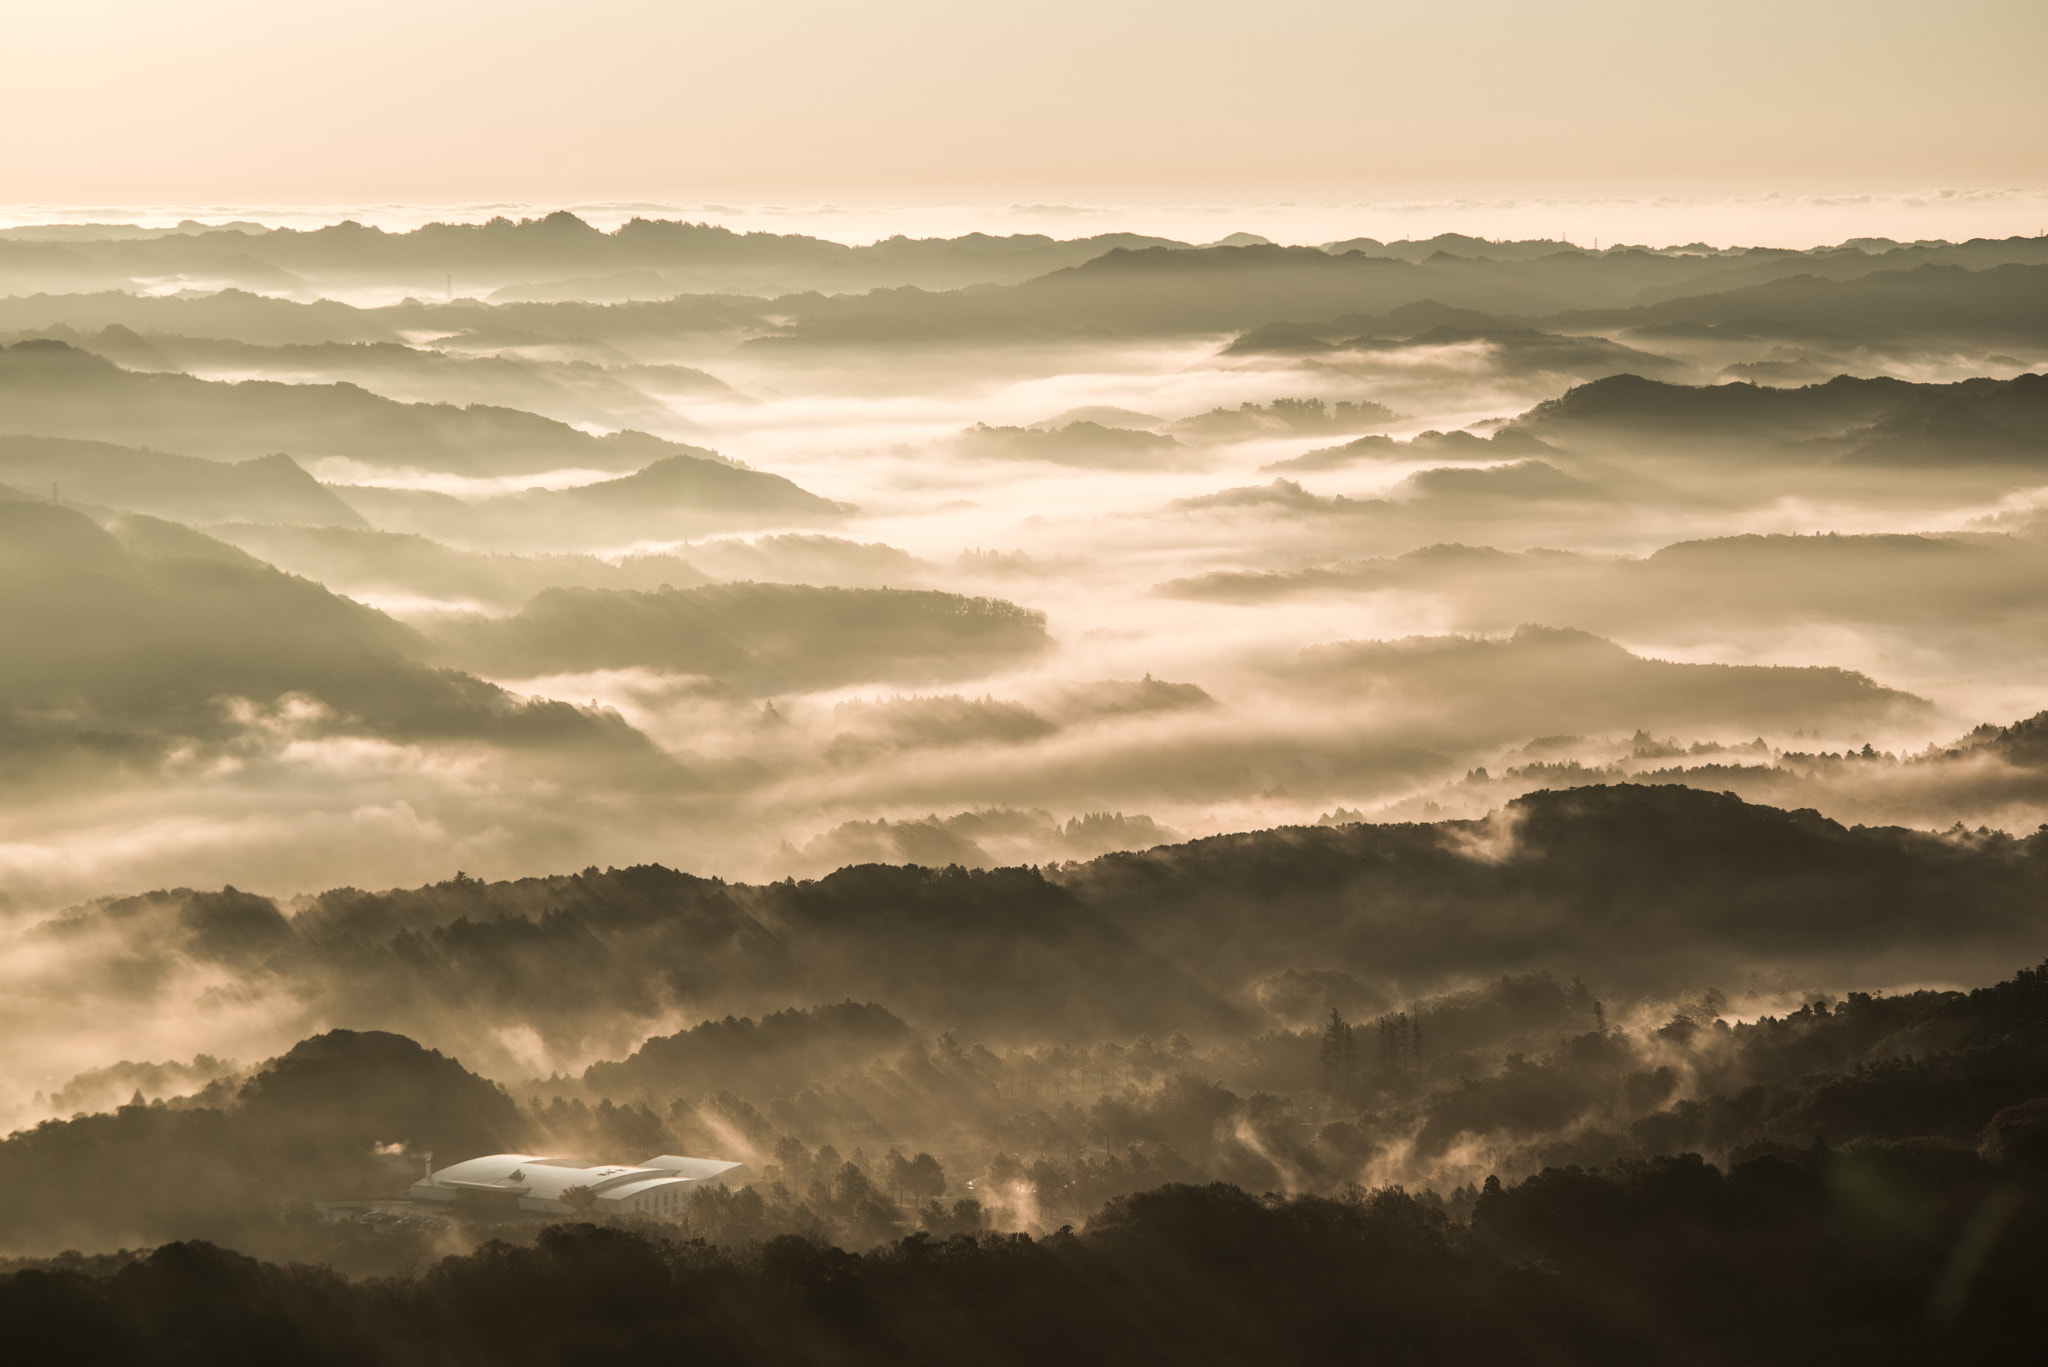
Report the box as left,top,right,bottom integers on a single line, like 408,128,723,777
4,216,2048,1209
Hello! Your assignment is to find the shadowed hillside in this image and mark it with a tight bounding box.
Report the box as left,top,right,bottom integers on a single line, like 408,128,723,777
436,583,1054,690
0,503,651,779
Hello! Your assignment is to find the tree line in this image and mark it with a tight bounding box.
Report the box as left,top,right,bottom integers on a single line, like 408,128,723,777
7,1123,2047,1367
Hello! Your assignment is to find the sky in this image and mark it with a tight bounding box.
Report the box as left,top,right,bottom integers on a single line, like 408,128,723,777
5,0,2045,233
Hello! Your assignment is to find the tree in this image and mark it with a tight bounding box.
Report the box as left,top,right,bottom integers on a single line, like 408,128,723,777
984,1152,1025,1193
920,1197,984,1239
559,1184,598,1215
885,1149,944,1206
886,1148,913,1205
907,1152,946,1204
1566,975,1597,1022
1318,1009,1357,1100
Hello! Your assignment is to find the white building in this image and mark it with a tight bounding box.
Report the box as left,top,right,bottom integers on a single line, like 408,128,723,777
410,1153,744,1217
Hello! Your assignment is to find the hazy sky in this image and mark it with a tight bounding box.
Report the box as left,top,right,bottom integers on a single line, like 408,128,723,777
7,0,2044,208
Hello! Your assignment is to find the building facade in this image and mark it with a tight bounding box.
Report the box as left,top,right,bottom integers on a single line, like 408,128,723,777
409,1153,744,1216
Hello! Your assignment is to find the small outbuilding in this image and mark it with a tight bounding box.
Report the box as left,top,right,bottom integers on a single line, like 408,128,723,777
410,1153,744,1216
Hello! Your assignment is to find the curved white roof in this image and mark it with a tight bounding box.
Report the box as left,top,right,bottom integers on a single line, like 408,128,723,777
641,1155,746,1181
522,1164,644,1201
413,1151,743,1210
601,1177,690,1203
425,1153,569,1187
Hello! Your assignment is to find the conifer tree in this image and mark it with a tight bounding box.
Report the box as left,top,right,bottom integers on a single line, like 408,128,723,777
1318,1008,1356,1098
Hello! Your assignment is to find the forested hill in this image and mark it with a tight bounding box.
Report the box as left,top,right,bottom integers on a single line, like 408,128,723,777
1512,369,2048,463
42,785,2048,1073
1055,784,2048,995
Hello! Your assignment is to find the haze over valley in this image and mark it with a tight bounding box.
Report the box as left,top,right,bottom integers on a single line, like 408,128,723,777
5,223,2048,910
6,3,2048,1361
